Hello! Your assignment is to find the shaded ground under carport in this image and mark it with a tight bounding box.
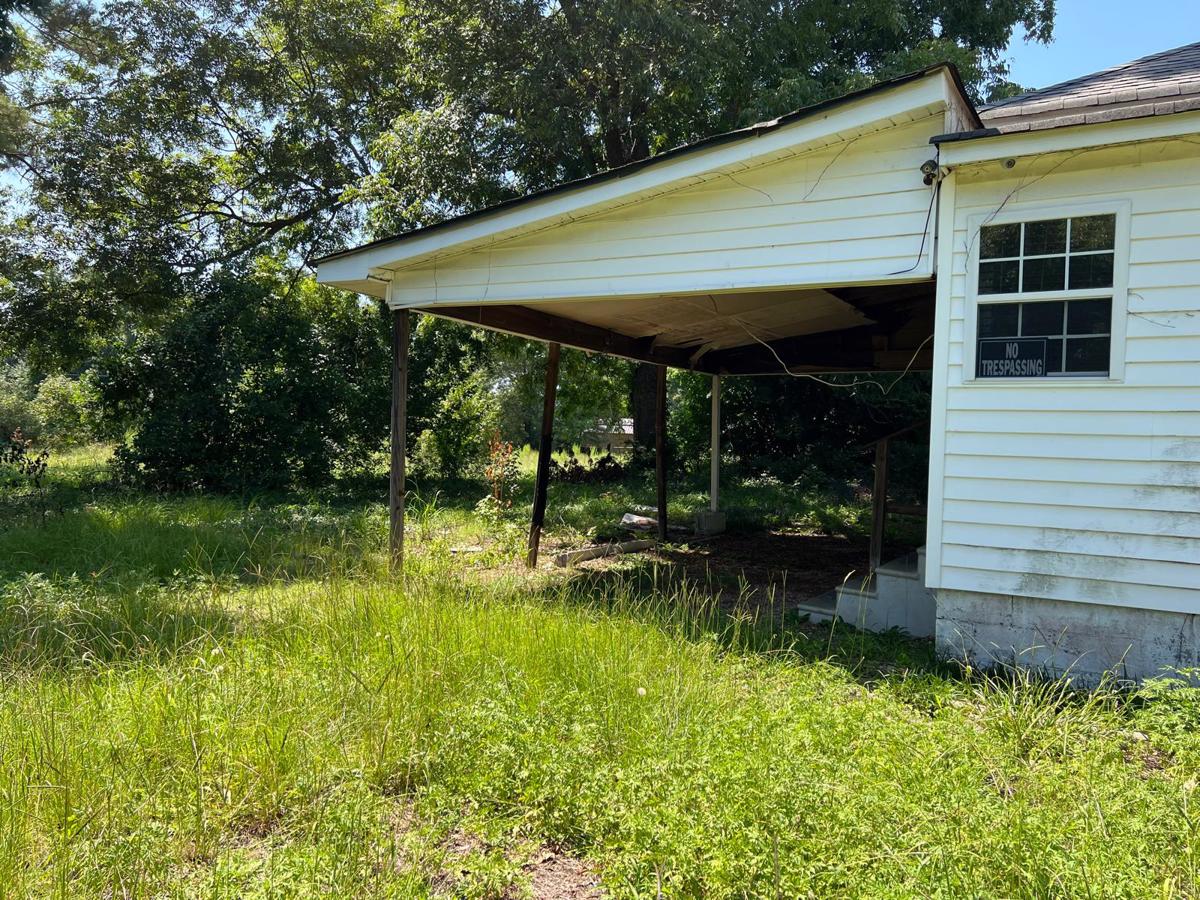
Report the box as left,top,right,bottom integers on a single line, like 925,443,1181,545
569,528,918,619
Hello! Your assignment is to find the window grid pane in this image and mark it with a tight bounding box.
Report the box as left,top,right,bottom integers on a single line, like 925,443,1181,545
976,214,1115,378
976,298,1111,377
1070,214,1116,252
979,215,1114,296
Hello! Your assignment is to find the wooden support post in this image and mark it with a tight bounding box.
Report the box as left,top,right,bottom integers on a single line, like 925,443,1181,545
527,342,561,568
655,364,668,542
710,374,720,513
390,309,410,572
869,437,889,573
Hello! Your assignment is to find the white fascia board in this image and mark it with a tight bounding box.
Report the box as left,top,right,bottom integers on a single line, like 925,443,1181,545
938,109,1200,167
317,74,953,289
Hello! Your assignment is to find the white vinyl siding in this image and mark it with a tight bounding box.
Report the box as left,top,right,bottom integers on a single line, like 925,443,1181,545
387,116,943,306
927,146,1200,615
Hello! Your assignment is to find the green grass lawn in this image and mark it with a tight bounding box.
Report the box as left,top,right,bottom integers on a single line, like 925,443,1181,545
1,449,1199,898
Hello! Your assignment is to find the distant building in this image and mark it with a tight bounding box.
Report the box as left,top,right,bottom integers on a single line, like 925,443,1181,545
580,418,634,453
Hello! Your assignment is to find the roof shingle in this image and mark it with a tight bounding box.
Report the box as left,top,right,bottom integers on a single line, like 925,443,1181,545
978,41,1200,133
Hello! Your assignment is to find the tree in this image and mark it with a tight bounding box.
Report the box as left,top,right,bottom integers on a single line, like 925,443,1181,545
0,0,50,156
0,0,49,70
353,0,1055,448
1,0,1056,487
4,0,1053,361
98,264,391,491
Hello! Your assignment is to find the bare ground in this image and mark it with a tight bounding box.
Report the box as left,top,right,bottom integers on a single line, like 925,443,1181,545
523,848,605,900
574,528,916,615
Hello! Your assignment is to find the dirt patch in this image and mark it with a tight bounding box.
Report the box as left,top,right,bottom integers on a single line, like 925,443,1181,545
660,530,870,598
1123,732,1175,777
391,798,605,898
524,848,605,899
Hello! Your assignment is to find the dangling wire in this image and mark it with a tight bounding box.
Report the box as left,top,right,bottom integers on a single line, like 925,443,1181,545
728,314,933,394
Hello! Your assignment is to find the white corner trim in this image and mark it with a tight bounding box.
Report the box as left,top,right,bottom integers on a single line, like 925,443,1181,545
924,169,956,590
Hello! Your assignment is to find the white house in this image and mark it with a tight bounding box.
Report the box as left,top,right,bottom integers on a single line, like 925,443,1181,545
317,43,1200,682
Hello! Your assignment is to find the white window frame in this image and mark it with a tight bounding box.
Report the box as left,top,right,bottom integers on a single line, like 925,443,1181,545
963,199,1130,384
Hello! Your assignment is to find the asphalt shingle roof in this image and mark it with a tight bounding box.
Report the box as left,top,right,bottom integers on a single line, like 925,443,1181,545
977,41,1200,134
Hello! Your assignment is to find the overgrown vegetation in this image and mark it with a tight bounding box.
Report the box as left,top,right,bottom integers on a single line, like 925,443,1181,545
9,2,1179,895
100,267,391,491
0,450,1197,898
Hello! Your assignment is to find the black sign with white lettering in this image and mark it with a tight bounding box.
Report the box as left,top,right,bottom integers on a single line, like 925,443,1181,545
976,338,1047,378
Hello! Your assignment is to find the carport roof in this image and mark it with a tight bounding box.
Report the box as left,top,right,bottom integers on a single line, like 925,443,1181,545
314,62,977,267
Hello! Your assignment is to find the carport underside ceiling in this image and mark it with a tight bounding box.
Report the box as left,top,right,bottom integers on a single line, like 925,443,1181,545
420,279,936,376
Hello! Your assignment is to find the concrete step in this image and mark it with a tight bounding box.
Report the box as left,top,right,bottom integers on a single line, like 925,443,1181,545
794,590,838,624
833,547,935,638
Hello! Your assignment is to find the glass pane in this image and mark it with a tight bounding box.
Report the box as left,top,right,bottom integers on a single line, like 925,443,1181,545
981,223,1020,259
1045,338,1064,373
1022,256,1066,292
979,260,1019,294
1024,218,1067,255
1066,298,1112,335
979,303,1020,338
1070,214,1116,252
1064,336,1110,373
1068,252,1114,289
1020,300,1065,337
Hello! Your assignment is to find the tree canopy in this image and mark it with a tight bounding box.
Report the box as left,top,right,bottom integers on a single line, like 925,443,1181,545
4,0,1052,331
0,0,1055,486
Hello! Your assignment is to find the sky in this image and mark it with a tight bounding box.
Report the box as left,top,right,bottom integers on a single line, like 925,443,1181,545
1003,0,1200,91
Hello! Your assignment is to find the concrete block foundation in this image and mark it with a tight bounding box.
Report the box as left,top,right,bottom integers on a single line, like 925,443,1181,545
936,589,1200,684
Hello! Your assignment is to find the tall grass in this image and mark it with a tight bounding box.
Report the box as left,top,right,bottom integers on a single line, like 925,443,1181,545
0,453,1197,897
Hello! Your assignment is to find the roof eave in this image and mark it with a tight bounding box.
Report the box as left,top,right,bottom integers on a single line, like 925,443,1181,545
315,62,976,271
932,107,1200,165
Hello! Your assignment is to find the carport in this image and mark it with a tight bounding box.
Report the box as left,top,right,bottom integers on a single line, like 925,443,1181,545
315,63,978,571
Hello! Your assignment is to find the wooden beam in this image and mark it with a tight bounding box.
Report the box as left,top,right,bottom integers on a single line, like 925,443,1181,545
869,437,889,573
703,327,935,375
704,326,879,375
655,364,668,542
428,289,934,375
527,342,561,568
390,309,410,572
827,280,935,316
710,374,720,513
431,304,696,370
554,539,656,568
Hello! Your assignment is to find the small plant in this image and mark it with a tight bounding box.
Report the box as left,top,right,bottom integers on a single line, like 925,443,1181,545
1,428,50,490
483,430,518,509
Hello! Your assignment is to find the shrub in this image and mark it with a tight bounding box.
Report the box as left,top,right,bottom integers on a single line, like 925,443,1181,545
549,450,625,484
0,428,49,490
30,372,108,448
0,362,38,441
100,269,389,492
410,370,497,480
483,430,519,508
410,429,442,481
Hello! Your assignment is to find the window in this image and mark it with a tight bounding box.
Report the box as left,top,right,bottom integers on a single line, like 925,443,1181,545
977,298,1111,376
974,213,1118,379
